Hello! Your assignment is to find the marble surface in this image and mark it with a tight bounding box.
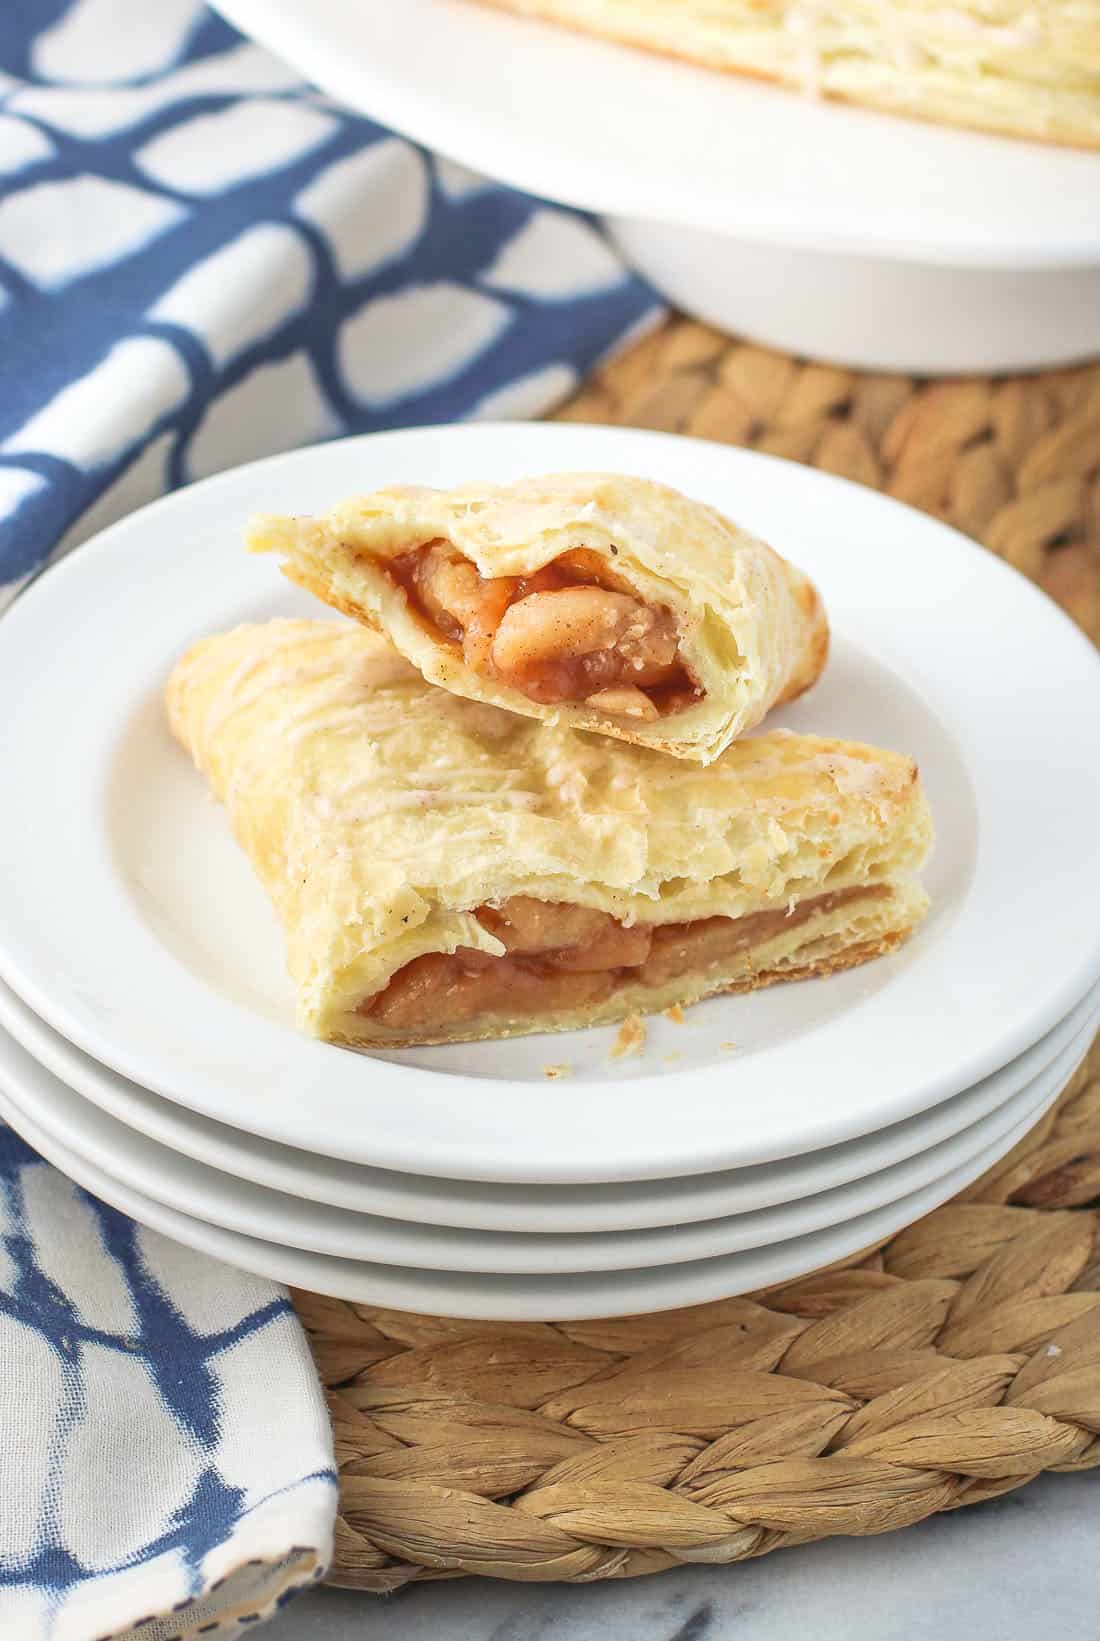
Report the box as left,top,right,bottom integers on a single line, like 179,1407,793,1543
267,1471,1098,1639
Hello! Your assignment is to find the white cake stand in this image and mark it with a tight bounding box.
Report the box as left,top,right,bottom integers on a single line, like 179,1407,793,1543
211,0,1100,371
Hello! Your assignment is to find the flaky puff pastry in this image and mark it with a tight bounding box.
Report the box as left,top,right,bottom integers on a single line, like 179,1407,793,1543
247,472,828,765
166,619,932,1049
476,1,1100,149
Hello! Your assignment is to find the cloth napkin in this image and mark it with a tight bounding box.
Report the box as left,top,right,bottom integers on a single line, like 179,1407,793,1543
0,0,659,603
0,1,660,1635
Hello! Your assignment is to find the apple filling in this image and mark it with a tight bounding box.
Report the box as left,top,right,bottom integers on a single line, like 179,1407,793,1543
388,541,701,718
360,887,886,1033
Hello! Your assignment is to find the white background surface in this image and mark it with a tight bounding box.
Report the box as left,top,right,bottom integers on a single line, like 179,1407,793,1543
265,1471,1099,1638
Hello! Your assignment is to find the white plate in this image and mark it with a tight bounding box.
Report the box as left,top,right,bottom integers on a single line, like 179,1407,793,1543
1,976,1096,1235
0,1064,1066,1320
0,1005,1088,1275
2,426,1100,1184
212,0,1100,268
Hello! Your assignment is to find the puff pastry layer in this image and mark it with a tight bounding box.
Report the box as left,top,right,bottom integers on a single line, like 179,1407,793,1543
166,619,932,1048
476,0,1100,148
247,472,828,764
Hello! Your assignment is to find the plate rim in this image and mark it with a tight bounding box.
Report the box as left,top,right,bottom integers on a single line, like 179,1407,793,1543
0,1069,1065,1321
0,973,1096,1234
0,1004,1089,1273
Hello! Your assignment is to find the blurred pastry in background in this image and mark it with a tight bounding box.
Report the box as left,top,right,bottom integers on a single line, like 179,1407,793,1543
478,1,1100,147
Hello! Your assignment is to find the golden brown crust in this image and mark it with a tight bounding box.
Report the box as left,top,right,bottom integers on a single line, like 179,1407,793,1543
717,927,911,994
775,573,830,706
280,560,381,632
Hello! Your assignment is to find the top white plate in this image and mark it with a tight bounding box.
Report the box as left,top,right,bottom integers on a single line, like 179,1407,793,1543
212,0,1100,267
1,423,1099,1182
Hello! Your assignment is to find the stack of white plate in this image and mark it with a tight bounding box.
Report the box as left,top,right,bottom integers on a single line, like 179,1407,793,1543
2,424,1098,1320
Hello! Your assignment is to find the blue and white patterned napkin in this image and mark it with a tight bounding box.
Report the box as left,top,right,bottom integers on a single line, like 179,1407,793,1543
0,1125,336,1641
0,0,658,602
0,1,659,1635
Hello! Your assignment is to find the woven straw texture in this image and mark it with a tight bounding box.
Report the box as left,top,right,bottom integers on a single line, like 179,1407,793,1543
558,325,1100,644
300,323,1100,1590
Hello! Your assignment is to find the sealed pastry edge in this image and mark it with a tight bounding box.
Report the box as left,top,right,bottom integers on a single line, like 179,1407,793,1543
326,883,929,1049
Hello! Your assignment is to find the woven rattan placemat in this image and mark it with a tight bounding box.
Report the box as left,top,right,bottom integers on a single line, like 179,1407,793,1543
299,325,1100,1590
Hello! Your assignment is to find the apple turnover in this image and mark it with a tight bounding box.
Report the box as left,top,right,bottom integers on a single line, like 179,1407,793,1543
247,472,828,764
166,619,932,1049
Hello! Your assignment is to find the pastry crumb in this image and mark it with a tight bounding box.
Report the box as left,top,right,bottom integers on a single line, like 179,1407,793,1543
611,1014,647,1059
543,1064,573,1080
663,1004,686,1025
662,1051,682,1065
720,1041,738,1051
